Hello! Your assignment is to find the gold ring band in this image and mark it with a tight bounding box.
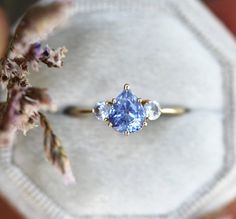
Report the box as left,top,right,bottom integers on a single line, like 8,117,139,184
63,83,188,135
64,105,188,117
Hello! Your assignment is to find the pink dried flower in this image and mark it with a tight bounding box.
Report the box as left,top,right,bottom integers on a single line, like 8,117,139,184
40,46,68,68
0,88,75,183
0,87,54,136
12,0,76,56
40,113,75,184
0,0,75,184
0,102,16,147
0,58,29,90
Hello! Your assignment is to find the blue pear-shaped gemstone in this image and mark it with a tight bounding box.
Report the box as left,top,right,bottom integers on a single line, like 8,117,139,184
109,89,146,134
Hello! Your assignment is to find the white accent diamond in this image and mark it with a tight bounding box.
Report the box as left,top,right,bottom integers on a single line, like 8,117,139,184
94,101,111,120
144,101,161,120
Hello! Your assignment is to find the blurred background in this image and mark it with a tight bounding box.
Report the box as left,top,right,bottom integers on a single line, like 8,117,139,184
0,0,236,218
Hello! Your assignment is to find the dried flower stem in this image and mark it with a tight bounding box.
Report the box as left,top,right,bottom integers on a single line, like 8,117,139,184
0,0,76,183
39,112,75,184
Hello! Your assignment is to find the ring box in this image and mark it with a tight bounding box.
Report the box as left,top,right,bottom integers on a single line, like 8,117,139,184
1,0,236,218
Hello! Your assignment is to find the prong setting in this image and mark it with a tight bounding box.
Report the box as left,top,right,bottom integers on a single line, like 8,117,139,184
112,98,117,104
143,121,148,127
124,83,130,90
138,98,142,103
124,131,130,136
108,122,113,127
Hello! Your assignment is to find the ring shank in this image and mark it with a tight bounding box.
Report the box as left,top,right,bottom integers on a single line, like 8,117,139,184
161,107,187,115
64,106,188,117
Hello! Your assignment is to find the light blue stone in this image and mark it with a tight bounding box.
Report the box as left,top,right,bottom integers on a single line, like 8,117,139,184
94,101,111,120
144,101,161,120
109,89,146,134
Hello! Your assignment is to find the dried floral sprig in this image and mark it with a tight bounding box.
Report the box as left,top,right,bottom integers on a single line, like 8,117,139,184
40,45,68,68
12,0,76,57
1,57,30,90
0,87,52,145
40,113,75,185
0,0,76,184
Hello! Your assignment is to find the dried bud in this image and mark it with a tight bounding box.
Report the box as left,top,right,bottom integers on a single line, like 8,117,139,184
12,0,76,56
40,113,75,184
40,46,68,68
0,58,29,90
0,102,15,147
0,0,74,183
0,87,55,137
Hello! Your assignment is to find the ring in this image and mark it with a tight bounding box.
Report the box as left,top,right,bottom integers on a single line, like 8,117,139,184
64,84,188,135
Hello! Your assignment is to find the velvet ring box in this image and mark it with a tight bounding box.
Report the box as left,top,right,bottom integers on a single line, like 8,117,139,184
1,0,236,218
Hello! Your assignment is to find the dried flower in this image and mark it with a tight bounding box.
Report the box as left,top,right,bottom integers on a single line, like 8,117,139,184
40,113,75,184
0,58,28,89
0,0,76,183
0,102,16,147
0,87,53,136
40,45,68,68
12,0,76,56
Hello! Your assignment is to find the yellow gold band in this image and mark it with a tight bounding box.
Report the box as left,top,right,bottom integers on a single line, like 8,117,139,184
64,106,188,118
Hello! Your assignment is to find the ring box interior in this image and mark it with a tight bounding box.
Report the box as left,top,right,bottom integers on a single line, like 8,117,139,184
1,0,236,218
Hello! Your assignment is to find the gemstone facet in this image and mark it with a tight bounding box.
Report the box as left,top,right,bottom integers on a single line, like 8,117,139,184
109,89,146,134
144,100,161,120
94,101,111,120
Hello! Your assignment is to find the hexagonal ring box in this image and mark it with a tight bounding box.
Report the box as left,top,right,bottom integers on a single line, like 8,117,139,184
1,0,236,219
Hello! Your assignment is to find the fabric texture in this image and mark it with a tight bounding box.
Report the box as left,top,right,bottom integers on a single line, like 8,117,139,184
1,0,236,219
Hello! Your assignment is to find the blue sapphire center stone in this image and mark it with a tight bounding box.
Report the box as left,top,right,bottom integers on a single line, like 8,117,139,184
109,89,146,134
